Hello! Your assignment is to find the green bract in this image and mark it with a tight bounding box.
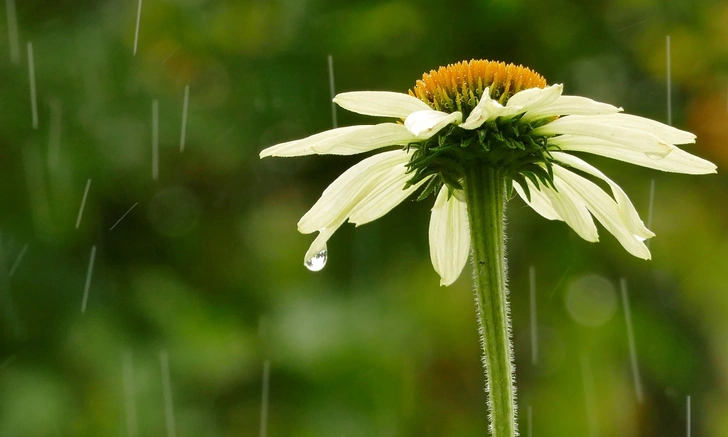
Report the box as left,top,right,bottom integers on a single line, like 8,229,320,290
406,116,556,203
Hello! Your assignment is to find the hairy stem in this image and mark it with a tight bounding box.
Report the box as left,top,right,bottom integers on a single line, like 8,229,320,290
464,164,516,437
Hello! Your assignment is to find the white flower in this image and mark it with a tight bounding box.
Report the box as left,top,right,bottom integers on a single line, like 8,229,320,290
260,60,716,286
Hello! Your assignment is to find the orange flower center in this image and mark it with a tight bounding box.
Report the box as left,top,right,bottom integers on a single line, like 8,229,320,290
409,59,548,115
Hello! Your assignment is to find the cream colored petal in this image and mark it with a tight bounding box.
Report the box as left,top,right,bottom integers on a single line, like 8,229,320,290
583,113,695,145
309,123,418,155
515,169,602,244
297,150,410,234
460,87,505,129
429,186,470,286
550,135,717,174
521,95,622,122
349,170,432,226
514,180,561,221
333,91,433,118
542,177,600,242
535,118,672,158
553,164,651,259
549,134,659,154
499,84,563,118
552,152,653,239
303,221,343,264
260,125,369,158
404,110,463,139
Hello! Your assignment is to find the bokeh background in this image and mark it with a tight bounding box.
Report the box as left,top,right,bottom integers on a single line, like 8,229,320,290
1,0,727,436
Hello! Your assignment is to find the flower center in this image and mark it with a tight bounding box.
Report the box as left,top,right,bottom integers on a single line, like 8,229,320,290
405,60,554,201
409,59,547,116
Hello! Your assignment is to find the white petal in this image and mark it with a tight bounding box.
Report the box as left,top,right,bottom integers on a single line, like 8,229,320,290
535,118,672,158
552,152,653,239
521,95,622,122
499,84,563,118
550,135,717,174
260,125,369,158
514,180,561,221
349,171,431,226
333,91,433,118
582,113,695,145
306,123,417,155
516,174,599,242
542,177,600,242
297,150,410,234
553,165,651,259
404,110,462,139
460,87,505,129
429,186,470,286
304,222,342,263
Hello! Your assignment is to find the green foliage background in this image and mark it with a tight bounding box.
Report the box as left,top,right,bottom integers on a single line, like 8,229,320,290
1,0,727,435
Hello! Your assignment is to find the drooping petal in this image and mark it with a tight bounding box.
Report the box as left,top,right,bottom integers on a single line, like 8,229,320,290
521,95,622,122
303,221,343,264
404,110,463,139
513,180,561,221
583,113,695,145
429,186,470,286
552,152,653,239
309,123,419,155
298,150,418,263
552,164,651,259
333,91,433,118
541,177,600,242
297,150,411,234
349,170,432,226
260,125,370,158
535,118,673,158
499,84,563,118
460,87,505,130
550,135,717,174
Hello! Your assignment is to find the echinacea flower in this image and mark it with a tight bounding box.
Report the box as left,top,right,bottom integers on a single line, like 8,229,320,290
260,59,716,286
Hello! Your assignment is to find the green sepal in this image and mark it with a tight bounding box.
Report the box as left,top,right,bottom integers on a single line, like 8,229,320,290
403,114,556,203
415,176,442,201
511,173,531,202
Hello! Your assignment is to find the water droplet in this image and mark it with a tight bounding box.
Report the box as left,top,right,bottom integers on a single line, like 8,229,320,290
646,148,671,160
304,247,327,272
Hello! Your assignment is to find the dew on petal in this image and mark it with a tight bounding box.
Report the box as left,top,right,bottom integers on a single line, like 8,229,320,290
645,149,672,160
304,247,328,272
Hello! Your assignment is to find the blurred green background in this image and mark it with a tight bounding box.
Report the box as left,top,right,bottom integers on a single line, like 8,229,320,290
1,0,727,436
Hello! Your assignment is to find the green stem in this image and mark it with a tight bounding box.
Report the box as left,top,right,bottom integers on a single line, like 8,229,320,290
463,165,516,437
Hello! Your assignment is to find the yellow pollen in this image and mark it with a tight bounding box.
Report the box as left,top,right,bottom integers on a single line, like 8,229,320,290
409,59,548,114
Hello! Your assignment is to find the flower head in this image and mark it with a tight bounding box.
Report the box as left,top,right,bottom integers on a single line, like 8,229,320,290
261,59,716,286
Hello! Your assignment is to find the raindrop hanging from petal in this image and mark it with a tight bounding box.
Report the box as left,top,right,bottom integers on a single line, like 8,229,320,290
304,247,328,272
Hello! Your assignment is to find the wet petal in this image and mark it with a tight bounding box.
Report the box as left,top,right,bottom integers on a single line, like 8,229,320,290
349,166,432,225
521,95,622,121
429,186,470,286
550,135,717,174
553,164,651,259
297,150,410,234
404,110,462,139
535,118,672,158
303,221,342,264
334,91,433,118
584,113,695,145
